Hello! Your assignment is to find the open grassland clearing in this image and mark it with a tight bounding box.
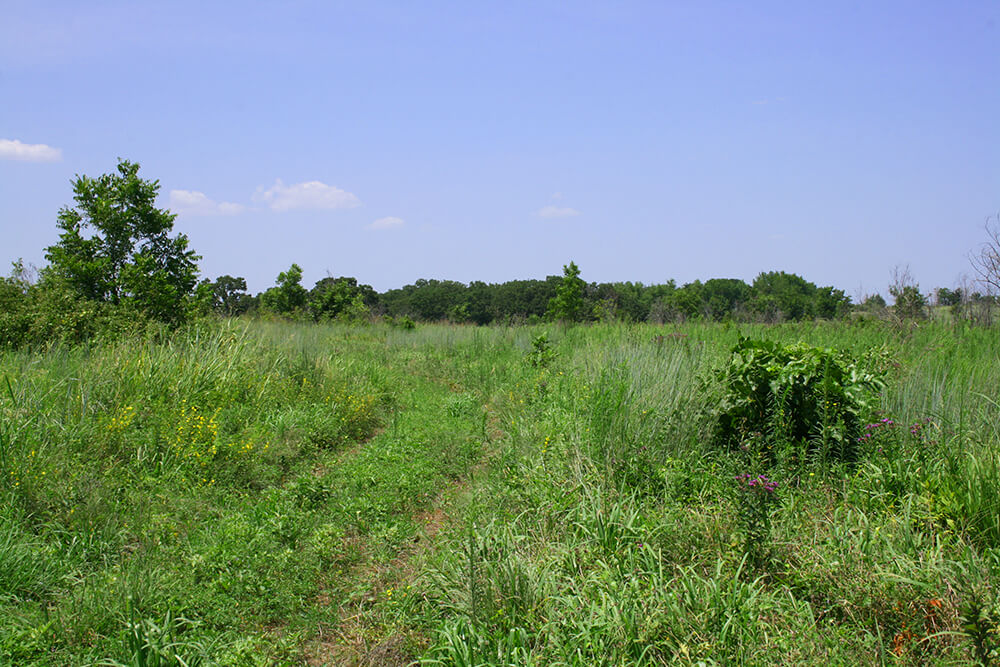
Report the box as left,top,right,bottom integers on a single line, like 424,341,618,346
2,320,1000,665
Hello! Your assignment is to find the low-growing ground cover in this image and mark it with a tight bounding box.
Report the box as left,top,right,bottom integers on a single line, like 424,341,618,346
2,319,999,665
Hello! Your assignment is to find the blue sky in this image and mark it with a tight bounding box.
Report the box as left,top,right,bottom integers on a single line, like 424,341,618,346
2,1,998,297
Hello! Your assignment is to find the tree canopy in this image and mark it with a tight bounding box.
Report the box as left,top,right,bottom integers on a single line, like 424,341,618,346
43,159,201,324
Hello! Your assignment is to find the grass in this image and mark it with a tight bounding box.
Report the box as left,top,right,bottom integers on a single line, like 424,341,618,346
2,318,999,664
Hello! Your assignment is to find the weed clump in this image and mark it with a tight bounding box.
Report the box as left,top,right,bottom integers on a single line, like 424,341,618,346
710,337,886,463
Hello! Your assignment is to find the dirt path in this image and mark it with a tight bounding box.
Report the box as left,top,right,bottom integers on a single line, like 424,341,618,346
303,401,507,666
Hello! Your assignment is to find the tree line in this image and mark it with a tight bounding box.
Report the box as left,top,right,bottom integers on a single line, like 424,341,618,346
208,263,851,325
2,160,997,348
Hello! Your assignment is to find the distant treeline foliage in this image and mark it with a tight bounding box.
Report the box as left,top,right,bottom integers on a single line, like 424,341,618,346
205,265,851,325
2,159,996,349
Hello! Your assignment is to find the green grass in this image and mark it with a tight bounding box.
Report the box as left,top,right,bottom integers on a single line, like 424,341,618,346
2,319,999,664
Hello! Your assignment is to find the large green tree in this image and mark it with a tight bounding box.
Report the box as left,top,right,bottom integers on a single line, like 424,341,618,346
44,159,201,324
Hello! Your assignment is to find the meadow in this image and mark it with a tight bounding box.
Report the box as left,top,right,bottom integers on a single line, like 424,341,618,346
1,319,999,665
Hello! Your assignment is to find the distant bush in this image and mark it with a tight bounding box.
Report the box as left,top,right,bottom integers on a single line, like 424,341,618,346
710,337,886,463
0,275,143,349
387,315,416,330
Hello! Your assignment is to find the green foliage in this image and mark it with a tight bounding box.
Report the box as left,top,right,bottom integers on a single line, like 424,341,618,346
701,278,751,320
750,271,849,321
668,281,703,320
733,473,780,569
388,315,417,329
710,337,885,462
862,293,887,309
955,577,1000,665
260,263,307,316
0,505,60,603
7,319,1000,664
106,608,213,667
375,270,852,325
209,275,253,316
0,265,33,348
891,285,928,320
527,332,555,368
43,159,201,325
0,264,141,348
889,266,928,320
381,278,468,322
935,287,963,307
546,261,586,323
308,276,371,322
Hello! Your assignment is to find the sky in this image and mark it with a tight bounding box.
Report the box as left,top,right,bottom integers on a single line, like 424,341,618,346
2,1,998,298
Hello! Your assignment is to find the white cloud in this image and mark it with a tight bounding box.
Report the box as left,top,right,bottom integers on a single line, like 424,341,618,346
0,138,62,162
368,216,405,230
536,205,580,219
168,190,244,216
253,178,361,212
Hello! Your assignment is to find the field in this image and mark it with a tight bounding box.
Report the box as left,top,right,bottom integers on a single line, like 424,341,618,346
2,319,999,665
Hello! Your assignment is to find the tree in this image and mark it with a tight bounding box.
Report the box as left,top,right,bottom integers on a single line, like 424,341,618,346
547,261,586,322
308,276,372,322
261,263,307,316
465,281,496,325
211,275,253,316
862,293,887,309
43,159,201,324
888,266,927,320
935,287,963,307
669,281,704,320
700,278,751,320
750,271,816,321
814,285,851,319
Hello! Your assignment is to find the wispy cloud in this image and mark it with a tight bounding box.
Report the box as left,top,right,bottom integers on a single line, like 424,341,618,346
536,205,580,219
169,190,244,216
367,216,405,230
0,138,62,162
253,179,361,212
751,96,786,106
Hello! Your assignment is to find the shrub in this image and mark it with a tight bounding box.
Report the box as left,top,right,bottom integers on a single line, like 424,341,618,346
527,332,555,368
710,337,885,463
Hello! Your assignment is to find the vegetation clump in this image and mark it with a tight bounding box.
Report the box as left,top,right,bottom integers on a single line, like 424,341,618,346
710,337,886,462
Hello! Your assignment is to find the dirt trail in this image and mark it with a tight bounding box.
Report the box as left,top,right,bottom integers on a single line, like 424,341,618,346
303,402,506,666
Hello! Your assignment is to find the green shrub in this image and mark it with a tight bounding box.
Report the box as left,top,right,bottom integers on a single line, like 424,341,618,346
526,332,555,368
388,315,416,330
710,337,885,462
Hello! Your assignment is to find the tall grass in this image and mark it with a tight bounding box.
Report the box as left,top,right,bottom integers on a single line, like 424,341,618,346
3,318,998,664
0,320,521,664
401,321,1000,665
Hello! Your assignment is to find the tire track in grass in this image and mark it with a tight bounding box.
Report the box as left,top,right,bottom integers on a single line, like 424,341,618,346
298,372,501,666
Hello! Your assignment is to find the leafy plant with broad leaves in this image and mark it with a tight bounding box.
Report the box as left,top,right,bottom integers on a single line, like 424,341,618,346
527,332,555,368
710,337,886,462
